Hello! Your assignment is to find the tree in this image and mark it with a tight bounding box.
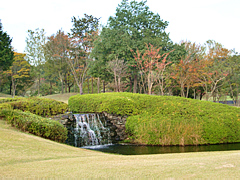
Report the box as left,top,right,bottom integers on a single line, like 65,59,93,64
68,14,100,94
132,43,172,95
25,28,46,96
227,54,240,106
64,70,75,93
0,21,14,88
5,52,32,97
44,30,71,94
171,41,205,97
197,40,230,101
155,51,172,96
91,0,172,93
108,57,128,92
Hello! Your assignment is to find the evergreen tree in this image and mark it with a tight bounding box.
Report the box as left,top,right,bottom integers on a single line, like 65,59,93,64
0,21,14,71
0,21,14,90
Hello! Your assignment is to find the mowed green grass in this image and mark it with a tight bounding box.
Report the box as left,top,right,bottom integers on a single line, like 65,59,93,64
0,92,77,103
43,92,78,104
1,120,240,179
0,93,12,99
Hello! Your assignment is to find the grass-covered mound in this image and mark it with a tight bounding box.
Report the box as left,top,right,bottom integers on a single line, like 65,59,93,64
69,92,240,146
0,97,68,143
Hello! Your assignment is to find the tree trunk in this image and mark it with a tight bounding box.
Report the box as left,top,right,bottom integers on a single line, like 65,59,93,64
193,89,196,99
114,71,118,92
138,82,142,94
186,85,190,98
9,80,12,95
118,77,121,92
133,74,137,93
64,75,67,93
103,80,105,93
148,73,151,95
38,74,40,96
159,78,164,96
181,83,185,97
91,77,93,94
79,83,83,95
60,79,64,94
129,77,132,93
49,81,52,95
11,77,15,98
87,77,90,94
205,86,209,101
97,77,100,93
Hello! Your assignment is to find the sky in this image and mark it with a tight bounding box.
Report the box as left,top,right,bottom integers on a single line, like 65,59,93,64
1,0,240,54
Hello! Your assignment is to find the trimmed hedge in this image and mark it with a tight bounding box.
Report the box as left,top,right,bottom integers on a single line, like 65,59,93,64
0,109,68,143
69,92,240,146
5,97,68,117
68,93,143,115
0,97,23,104
0,97,69,143
0,103,13,110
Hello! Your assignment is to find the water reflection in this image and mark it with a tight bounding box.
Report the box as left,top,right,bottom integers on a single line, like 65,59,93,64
83,143,240,155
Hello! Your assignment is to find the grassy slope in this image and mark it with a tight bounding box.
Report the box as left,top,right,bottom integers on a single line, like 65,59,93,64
0,93,12,99
43,92,78,104
1,120,240,179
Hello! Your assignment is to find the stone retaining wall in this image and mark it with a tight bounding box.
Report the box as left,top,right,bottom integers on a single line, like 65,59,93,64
101,112,128,141
53,112,128,145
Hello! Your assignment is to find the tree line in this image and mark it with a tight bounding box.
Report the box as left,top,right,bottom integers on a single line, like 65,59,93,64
0,0,239,105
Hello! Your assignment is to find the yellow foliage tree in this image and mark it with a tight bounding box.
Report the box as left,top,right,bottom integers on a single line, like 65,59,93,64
5,52,31,97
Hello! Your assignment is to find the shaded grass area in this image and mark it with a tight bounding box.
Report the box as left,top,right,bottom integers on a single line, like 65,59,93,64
1,120,240,179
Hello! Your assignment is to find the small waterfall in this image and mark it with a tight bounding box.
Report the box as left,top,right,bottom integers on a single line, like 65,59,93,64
73,114,112,147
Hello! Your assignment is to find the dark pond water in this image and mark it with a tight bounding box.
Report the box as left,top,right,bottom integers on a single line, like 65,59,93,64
82,143,240,155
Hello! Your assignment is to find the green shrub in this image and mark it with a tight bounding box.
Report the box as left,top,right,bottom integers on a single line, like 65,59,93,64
0,109,68,143
0,103,13,110
69,92,240,146
68,93,145,115
0,97,68,143
0,97,23,104
8,97,68,117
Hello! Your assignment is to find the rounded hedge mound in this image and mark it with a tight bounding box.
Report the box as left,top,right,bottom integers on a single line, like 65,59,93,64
0,109,67,142
69,92,240,146
0,97,68,143
1,97,68,117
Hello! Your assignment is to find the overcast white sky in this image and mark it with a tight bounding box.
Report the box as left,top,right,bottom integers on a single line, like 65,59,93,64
1,0,239,53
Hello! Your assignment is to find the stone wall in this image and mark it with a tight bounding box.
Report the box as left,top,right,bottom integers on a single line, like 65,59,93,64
50,113,76,146
53,112,128,145
101,112,128,141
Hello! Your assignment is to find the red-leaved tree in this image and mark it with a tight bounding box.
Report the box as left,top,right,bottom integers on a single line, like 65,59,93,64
131,43,172,95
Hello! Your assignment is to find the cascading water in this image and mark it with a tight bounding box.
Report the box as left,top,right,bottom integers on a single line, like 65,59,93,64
73,114,112,147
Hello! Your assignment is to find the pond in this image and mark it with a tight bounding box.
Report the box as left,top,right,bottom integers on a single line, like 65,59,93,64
82,143,240,155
